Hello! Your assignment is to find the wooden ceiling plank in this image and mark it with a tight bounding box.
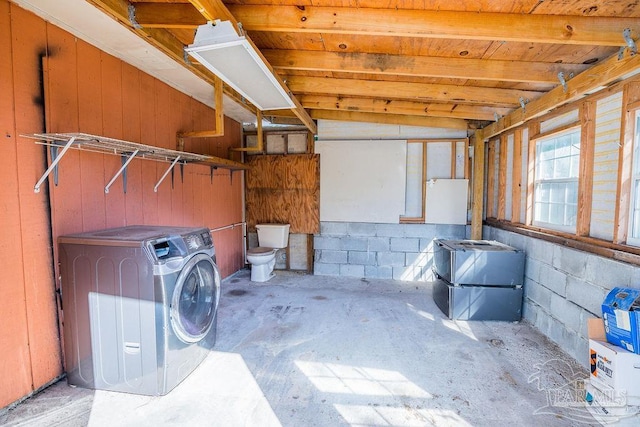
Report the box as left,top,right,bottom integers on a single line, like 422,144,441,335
187,0,316,134
479,51,640,140
264,49,588,84
300,95,511,121
132,3,205,29
228,5,638,46
310,109,469,130
287,76,543,107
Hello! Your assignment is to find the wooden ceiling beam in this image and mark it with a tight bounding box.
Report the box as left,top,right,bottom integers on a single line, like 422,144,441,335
187,0,316,134
264,50,587,84
310,110,468,130
287,76,542,107
229,5,638,46
300,95,511,121
479,51,640,140
132,3,205,29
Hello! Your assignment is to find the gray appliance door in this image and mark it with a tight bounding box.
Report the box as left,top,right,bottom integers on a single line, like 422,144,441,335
433,279,523,321
170,253,221,343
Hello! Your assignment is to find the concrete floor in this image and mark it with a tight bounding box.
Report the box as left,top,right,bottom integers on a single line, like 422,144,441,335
1,270,600,426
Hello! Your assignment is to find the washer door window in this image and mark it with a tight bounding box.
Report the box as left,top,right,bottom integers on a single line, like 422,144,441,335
171,253,221,343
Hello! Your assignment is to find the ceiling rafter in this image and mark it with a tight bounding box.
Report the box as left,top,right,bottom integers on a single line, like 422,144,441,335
228,5,638,46
263,49,588,84
186,0,317,133
132,3,205,28
286,76,543,107
310,110,469,130
299,95,512,121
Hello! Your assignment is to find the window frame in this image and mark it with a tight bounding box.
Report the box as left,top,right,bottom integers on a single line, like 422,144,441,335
626,109,640,246
531,126,582,233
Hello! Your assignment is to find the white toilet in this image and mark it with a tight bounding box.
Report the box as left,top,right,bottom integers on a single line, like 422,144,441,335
246,224,290,282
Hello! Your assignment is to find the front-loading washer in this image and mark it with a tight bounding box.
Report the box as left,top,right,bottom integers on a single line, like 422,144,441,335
58,225,221,396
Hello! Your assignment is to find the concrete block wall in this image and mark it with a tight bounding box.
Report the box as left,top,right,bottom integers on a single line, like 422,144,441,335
484,225,640,368
314,222,468,280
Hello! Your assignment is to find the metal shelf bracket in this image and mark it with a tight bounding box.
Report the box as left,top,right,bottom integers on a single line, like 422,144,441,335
105,150,139,194
210,165,217,183
34,136,76,193
154,156,182,192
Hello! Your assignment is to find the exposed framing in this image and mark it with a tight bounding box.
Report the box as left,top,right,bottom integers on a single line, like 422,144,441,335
486,76,640,265
615,82,640,244
486,139,497,219
401,138,468,223
497,134,507,219
577,100,596,236
525,121,540,225
511,129,523,223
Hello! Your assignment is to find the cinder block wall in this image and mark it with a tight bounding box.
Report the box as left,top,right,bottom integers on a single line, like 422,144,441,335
484,225,640,368
314,222,467,280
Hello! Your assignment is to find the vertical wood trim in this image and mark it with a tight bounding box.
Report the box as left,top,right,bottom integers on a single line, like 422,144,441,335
450,141,456,178
307,131,314,154
511,129,523,223
526,121,540,225
214,76,224,135
307,234,314,273
471,131,485,239
486,139,496,218
464,138,470,179
615,82,640,243
256,110,263,151
422,141,427,220
577,100,596,236
497,134,507,219
464,138,470,210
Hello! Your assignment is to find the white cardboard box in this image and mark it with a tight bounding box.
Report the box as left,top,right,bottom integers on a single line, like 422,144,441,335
589,319,640,405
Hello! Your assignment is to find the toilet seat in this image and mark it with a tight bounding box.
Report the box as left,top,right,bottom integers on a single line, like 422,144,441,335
247,247,276,256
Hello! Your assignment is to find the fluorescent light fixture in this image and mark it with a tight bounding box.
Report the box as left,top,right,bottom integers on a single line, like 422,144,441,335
185,20,295,111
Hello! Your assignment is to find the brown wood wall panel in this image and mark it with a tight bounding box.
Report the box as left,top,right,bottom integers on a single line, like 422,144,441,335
1,0,243,408
46,25,83,239
0,0,33,408
12,7,61,391
246,154,319,234
77,41,107,231
102,53,128,229
139,73,159,226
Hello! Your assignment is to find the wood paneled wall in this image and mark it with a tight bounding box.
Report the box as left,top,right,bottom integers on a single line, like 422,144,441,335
0,1,244,409
246,154,319,234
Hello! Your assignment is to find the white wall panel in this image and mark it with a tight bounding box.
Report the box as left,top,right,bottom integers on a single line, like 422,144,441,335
455,140,466,179
540,109,579,133
590,92,623,240
404,143,424,218
521,128,529,224
426,142,452,179
316,140,407,223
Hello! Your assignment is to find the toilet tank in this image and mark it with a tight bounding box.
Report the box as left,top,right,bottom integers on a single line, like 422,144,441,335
256,224,290,248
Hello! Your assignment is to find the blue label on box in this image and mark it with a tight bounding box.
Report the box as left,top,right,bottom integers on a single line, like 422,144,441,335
602,287,640,354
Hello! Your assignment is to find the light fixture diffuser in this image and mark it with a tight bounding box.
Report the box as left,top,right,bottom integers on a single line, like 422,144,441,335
185,20,295,111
